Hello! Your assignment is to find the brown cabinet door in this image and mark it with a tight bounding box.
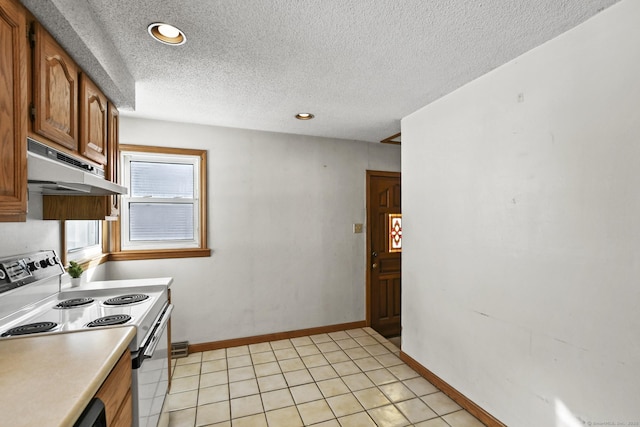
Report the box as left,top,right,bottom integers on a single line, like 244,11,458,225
0,0,28,222
367,171,402,337
94,351,132,427
80,74,108,165
107,102,119,183
33,23,79,151
107,102,120,218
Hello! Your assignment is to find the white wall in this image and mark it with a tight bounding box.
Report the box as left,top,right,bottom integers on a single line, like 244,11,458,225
107,117,400,345
0,193,61,258
401,1,639,426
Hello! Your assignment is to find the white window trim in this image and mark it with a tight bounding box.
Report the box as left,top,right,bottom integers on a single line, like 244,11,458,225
120,151,201,251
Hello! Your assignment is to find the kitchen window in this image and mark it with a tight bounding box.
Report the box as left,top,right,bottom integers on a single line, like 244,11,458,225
65,220,103,262
111,145,210,260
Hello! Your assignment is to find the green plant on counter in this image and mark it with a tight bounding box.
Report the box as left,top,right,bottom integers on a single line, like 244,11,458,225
67,261,84,278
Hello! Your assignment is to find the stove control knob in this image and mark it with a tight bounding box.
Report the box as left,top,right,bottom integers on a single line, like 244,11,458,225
28,261,41,271
0,269,6,280
39,260,49,269
46,257,57,267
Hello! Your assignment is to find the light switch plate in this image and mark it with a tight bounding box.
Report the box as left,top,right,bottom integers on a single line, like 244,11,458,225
353,223,363,233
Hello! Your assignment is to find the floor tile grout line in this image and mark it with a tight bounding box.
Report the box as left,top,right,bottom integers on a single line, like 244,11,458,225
249,343,267,423
225,346,232,425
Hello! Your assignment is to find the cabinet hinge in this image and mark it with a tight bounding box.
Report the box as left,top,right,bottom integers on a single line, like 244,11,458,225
29,104,36,121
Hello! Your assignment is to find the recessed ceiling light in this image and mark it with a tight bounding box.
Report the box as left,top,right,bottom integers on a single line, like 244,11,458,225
295,113,315,120
148,23,186,45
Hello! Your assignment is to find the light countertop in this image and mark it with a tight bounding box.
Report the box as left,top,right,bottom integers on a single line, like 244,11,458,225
64,277,173,292
0,327,136,427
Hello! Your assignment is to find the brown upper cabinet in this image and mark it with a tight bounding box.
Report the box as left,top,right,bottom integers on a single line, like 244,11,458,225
32,21,110,169
80,74,108,166
32,22,79,151
0,0,29,222
1,0,121,222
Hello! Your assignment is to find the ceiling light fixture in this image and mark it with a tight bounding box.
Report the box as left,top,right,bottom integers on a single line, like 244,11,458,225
295,113,315,120
148,22,186,45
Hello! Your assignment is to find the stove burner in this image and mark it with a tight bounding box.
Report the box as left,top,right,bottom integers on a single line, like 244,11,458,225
86,315,131,328
104,294,149,306
1,321,58,337
55,297,95,309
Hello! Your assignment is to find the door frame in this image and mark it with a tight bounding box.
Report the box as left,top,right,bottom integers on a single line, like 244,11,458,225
365,170,401,328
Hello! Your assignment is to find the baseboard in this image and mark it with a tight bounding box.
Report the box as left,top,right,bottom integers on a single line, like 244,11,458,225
400,351,506,427
188,320,367,353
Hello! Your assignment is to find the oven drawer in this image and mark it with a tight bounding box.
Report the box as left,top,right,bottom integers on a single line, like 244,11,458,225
95,350,132,427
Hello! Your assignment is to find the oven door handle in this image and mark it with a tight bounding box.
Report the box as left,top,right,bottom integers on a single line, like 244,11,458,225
143,303,173,358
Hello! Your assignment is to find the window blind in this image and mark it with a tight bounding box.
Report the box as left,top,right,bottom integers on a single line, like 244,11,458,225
130,161,194,198
129,203,194,241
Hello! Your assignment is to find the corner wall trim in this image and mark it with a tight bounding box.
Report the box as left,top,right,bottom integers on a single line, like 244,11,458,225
399,351,506,427
188,321,367,353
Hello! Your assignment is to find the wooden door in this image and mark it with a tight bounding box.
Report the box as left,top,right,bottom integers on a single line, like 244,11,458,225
0,0,28,222
33,23,79,151
367,171,401,337
80,73,108,165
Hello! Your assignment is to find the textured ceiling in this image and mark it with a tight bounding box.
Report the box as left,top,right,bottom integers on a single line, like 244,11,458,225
24,0,620,142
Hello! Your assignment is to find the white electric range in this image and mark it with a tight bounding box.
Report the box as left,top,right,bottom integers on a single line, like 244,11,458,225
0,250,172,427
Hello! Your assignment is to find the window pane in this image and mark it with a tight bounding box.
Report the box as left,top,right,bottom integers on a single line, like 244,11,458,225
130,161,194,198
67,220,100,252
129,203,194,241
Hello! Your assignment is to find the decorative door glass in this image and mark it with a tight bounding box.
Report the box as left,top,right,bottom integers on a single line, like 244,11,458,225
388,213,402,253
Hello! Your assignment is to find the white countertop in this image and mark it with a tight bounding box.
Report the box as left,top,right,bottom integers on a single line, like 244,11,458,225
64,277,173,291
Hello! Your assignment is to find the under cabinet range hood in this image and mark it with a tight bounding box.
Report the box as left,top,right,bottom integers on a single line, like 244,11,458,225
27,138,128,195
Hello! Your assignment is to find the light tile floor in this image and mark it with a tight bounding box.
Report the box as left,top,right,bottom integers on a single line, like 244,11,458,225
167,327,485,427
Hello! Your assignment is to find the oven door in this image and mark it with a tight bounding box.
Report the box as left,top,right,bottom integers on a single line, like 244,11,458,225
73,398,106,427
132,303,173,427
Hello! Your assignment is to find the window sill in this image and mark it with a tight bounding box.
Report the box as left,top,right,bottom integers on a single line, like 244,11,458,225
108,248,211,261
71,253,110,272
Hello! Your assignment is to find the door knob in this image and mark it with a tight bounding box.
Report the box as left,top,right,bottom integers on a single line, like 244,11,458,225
372,251,378,257
372,263,378,269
